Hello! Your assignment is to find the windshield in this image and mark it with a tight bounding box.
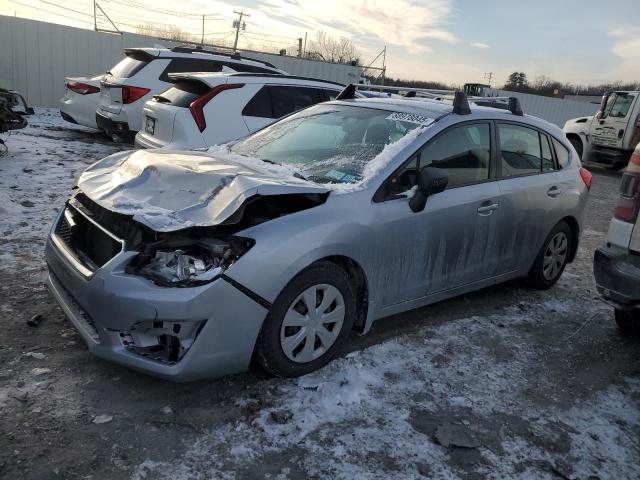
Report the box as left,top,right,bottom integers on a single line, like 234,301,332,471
231,104,428,184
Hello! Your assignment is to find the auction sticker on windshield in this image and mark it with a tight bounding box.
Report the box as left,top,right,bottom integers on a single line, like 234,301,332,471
386,112,434,126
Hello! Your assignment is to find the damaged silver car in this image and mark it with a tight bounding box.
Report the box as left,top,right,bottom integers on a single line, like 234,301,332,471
45,92,591,381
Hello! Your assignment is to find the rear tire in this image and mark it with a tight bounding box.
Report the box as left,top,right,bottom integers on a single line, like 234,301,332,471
614,308,640,335
255,262,356,377
528,221,573,289
569,137,583,160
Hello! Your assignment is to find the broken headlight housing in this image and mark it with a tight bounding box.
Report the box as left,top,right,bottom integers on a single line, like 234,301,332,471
132,237,254,287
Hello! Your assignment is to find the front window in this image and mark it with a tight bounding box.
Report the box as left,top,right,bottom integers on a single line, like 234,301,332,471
231,105,426,184
608,93,635,118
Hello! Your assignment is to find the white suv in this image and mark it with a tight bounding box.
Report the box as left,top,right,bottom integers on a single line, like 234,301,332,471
134,73,352,150
96,46,286,141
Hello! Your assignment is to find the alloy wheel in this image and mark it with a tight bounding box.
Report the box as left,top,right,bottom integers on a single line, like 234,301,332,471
542,232,568,280
280,284,345,363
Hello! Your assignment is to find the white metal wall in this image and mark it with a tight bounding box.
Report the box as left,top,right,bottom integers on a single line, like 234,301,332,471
493,89,598,126
0,15,363,107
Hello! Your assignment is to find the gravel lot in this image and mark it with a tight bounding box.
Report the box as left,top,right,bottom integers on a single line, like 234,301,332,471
1,111,639,480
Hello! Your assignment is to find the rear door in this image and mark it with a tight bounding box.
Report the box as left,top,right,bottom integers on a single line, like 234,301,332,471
589,92,637,149
494,122,562,274
242,85,324,131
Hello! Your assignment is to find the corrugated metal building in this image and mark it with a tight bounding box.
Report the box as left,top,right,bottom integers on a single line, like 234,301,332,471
492,89,598,126
0,15,363,108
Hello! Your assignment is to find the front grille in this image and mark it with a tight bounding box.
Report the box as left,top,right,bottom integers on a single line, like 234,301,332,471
53,204,124,273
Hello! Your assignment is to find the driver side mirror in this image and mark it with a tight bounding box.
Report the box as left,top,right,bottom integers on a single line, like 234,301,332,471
409,166,449,212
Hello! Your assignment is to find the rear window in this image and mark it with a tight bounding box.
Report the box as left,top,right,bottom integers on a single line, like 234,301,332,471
154,81,210,107
109,52,149,78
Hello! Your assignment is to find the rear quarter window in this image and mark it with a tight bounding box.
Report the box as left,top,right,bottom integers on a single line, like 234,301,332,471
552,138,570,169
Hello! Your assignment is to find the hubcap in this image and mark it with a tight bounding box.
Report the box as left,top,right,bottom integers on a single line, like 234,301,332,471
542,232,568,280
280,284,345,363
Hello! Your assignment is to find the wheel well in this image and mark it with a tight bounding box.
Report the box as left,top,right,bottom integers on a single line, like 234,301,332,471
313,256,369,333
565,133,581,142
560,216,580,263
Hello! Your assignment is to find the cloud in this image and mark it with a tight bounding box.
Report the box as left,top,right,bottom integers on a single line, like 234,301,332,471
251,0,457,54
608,27,640,79
470,42,489,49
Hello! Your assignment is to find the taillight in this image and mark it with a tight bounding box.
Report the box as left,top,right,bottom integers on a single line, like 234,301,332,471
614,172,640,222
66,80,100,95
579,167,592,190
189,83,244,132
122,86,151,104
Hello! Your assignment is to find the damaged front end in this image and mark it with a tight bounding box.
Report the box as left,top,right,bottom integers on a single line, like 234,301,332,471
128,236,254,288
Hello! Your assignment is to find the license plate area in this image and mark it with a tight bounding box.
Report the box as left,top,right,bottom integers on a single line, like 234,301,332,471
145,116,156,135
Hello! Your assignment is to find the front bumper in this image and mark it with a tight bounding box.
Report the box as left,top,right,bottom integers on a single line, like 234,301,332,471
591,145,632,166
594,244,640,306
45,237,268,382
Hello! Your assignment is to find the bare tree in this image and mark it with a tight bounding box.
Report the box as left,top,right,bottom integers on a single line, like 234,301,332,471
306,31,360,64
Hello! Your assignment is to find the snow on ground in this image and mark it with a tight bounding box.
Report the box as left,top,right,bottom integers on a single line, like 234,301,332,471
0,108,124,273
133,299,639,480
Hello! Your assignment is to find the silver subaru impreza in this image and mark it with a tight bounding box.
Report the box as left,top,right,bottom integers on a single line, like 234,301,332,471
45,92,591,381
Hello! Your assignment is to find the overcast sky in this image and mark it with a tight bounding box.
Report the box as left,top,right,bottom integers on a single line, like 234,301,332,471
2,0,639,86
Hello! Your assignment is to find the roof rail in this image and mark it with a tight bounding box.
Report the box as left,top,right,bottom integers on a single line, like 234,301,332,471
169,45,277,69
336,83,357,100
452,91,471,115
508,97,523,116
355,84,455,99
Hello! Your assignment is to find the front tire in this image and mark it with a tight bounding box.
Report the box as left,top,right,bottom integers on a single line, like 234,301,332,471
255,262,356,377
614,308,640,335
528,221,572,289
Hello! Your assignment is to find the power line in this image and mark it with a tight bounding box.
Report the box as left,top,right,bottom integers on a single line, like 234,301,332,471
9,0,94,25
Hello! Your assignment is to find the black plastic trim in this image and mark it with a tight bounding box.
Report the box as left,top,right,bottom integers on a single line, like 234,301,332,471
221,275,273,310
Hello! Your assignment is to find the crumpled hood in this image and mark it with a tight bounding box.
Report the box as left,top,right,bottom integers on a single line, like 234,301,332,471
76,148,328,232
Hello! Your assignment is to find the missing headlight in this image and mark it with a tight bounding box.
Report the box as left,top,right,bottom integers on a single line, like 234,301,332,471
131,237,254,287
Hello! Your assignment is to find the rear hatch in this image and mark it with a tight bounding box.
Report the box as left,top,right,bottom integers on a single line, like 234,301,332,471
141,80,211,145
100,50,153,114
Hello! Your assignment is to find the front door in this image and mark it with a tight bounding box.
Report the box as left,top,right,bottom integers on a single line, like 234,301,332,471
371,122,503,307
589,92,637,149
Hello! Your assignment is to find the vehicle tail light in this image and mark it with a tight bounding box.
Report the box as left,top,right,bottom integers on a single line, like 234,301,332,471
66,80,100,95
121,86,151,104
189,83,244,132
579,167,592,190
614,172,640,222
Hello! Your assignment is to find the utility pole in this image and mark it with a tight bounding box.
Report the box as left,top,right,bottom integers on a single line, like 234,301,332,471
483,72,494,86
303,32,307,57
201,15,205,45
93,0,97,31
232,10,249,52
380,46,386,90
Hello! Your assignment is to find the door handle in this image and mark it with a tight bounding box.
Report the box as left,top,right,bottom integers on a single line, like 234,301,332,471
547,186,561,198
477,203,499,215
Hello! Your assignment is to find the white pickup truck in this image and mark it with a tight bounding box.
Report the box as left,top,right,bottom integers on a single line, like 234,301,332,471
564,91,640,170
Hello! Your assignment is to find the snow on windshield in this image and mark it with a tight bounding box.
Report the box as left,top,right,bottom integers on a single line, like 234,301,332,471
227,104,434,191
